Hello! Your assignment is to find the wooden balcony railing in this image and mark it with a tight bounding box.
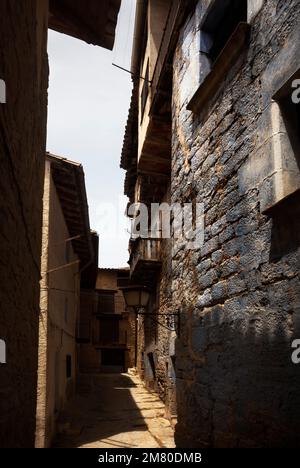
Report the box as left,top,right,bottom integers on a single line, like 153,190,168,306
92,341,128,349
130,237,162,278
92,330,128,348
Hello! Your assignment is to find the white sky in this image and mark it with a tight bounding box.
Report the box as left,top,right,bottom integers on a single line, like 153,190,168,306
47,0,136,268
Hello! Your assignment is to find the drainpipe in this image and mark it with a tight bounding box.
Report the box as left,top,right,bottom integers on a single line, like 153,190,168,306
131,0,147,78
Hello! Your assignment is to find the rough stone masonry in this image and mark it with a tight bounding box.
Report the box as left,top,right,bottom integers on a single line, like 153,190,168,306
0,0,49,448
172,0,300,447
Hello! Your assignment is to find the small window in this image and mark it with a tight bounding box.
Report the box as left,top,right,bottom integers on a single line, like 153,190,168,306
65,240,71,263
64,297,68,324
141,351,145,370
0,339,6,364
99,317,119,344
98,292,115,314
188,0,249,114
66,355,72,379
275,75,300,164
148,352,156,379
171,355,176,373
0,79,6,104
79,321,90,341
202,0,248,64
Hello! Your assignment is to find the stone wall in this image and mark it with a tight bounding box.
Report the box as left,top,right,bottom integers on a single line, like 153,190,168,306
172,0,300,447
156,233,177,420
0,0,49,448
136,187,177,420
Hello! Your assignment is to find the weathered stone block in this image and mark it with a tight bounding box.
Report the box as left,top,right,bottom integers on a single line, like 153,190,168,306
220,259,239,279
219,225,235,244
223,238,241,258
247,0,264,23
196,258,212,273
201,236,219,257
197,289,213,309
211,249,223,265
191,327,208,354
211,281,228,304
227,275,247,297
198,269,217,290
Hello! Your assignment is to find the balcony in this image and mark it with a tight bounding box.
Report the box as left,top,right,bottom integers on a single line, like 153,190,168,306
137,1,175,176
149,0,181,118
93,341,128,350
137,0,197,176
150,0,198,114
129,237,162,285
92,330,129,350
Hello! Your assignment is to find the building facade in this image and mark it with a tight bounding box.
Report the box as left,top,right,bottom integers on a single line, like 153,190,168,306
36,153,94,448
0,0,120,447
79,268,134,374
0,0,49,448
122,0,300,447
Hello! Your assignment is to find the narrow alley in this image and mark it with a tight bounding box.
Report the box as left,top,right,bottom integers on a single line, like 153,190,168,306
2,0,300,452
54,372,175,449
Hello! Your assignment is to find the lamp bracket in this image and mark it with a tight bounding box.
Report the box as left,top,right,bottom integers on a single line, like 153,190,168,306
136,310,180,333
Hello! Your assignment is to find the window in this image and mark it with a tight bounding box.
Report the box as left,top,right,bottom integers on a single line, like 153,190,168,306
65,240,71,263
141,60,149,122
66,355,72,379
202,0,248,64
188,0,249,114
101,349,125,368
141,351,145,371
239,68,300,214
0,339,6,364
79,321,90,341
275,76,300,165
99,317,119,344
171,355,176,376
0,79,6,104
98,292,115,314
64,297,68,324
147,352,156,379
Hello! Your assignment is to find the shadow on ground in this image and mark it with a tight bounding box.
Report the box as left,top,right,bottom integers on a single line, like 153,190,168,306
53,372,174,449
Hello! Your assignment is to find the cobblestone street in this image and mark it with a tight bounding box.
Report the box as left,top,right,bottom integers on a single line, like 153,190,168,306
53,371,175,449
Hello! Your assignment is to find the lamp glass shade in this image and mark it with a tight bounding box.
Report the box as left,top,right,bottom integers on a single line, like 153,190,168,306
141,290,150,307
122,286,150,309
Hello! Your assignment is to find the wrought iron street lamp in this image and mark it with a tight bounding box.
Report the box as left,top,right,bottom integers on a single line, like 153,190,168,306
121,286,150,367
121,285,180,367
121,285,150,310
